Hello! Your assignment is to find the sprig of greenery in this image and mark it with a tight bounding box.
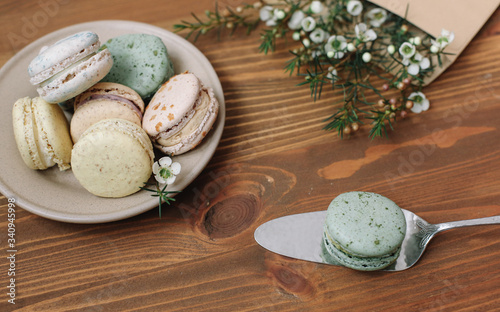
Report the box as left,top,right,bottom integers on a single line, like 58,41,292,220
140,182,180,218
174,0,454,139
173,2,260,41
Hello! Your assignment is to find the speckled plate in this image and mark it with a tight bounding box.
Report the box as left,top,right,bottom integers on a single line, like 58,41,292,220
0,20,225,223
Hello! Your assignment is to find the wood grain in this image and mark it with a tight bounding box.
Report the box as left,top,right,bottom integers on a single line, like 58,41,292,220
1,1,499,311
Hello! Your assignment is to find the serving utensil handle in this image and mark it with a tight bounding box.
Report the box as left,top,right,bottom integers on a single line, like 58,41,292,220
436,215,500,232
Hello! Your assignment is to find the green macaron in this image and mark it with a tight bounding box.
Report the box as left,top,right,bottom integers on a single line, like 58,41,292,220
322,192,407,271
100,33,174,100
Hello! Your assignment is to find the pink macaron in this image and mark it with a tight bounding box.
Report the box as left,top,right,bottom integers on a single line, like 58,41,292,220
142,72,219,155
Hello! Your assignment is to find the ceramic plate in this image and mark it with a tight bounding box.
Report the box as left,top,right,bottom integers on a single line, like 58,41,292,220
0,20,225,223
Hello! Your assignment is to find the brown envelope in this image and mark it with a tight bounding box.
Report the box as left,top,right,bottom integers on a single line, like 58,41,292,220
369,0,500,85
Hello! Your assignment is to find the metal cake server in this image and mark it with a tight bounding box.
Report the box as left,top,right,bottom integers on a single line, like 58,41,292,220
254,210,500,271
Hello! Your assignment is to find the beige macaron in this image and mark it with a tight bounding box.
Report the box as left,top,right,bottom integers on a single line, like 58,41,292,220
71,119,154,198
70,82,144,143
12,97,73,170
142,72,219,155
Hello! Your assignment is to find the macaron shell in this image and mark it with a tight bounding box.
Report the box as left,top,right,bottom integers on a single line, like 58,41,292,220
28,31,100,85
71,119,154,198
37,49,113,103
12,97,44,170
70,100,142,143
154,83,219,155
325,192,406,257
101,33,174,99
142,72,201,138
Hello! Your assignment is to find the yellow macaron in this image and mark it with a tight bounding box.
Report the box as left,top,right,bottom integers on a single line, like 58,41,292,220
12,97,73,170
71,119,154,198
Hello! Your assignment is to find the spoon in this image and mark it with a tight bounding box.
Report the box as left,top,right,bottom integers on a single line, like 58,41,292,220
390,209,500,270
254,209,500,271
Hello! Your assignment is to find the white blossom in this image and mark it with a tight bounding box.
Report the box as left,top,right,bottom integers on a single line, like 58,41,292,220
355,23,377,42
325,35,347,59
152,157,181,185
259,6,278,26
301,16,316,32
288,10,305,30
347,0,363,16
326,67,339,82
431,28,455,51
366,8,387,27
408,92,430,113
310,28,328,43
274,8,286,20
399,42,416,59
404,53,430,76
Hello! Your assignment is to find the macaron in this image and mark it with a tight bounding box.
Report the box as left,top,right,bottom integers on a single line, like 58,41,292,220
142,72,219,155
70,82,145,143
321,192,407,271
100,33,174,99
28,31,113,103
12,97,73,171
71,119,154,198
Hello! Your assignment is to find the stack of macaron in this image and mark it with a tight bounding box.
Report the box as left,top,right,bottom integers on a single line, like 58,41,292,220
321,192,407,271
12,29,220,198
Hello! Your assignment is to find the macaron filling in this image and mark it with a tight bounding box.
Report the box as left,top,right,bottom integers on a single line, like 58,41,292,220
37,52,97,88
29,42,100,85
75,93,143,119
322,230,401,271
156,87,215,148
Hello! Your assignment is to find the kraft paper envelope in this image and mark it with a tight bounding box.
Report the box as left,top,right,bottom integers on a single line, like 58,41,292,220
370,0,500,85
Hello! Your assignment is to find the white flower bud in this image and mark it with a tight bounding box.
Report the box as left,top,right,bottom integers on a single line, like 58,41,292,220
362,52,372,63
274,9,286,20
292,31,301,41
302,38,311,48
310,1,324,14
430,45,439,54
387,44,395,54
347,43,356,52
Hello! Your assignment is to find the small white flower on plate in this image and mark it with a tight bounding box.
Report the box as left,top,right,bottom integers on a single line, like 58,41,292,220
153,156,181,185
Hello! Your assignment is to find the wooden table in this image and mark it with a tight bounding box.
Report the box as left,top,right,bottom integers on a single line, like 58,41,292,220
1,1,500,311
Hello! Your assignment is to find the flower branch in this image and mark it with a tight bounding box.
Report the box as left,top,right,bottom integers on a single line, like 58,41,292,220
174,0,454,139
